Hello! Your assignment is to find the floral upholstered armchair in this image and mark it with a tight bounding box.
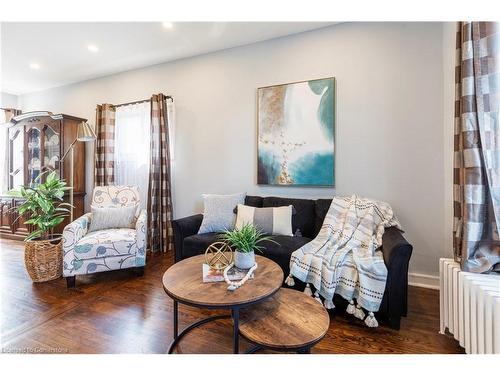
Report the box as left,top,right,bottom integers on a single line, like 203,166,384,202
62,186,147,288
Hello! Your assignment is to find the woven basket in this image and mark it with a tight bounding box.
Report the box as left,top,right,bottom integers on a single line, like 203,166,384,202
24,235,63,282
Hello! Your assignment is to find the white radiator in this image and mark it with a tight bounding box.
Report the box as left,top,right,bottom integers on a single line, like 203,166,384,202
439,258,500,354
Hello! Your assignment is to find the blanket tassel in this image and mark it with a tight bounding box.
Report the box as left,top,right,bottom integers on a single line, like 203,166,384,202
314,291,322,304
285,274,295,287
353,304,366,320
324,299,335,310
346,299,356,315
304,283,313,296
365,312,378,328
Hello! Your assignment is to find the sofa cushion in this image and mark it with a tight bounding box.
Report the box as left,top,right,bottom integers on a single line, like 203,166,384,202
182,232,311,275
314,199,333,237
259,235,312,275
183,233,221,259
74,228,138,260
262,197,315,238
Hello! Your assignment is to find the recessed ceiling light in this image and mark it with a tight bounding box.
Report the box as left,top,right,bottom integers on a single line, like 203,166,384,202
87,44,99,52
29,63,40,70
162,22,173,29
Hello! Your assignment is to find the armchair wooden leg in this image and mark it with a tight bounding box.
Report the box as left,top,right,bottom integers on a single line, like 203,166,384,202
133,266,145,277
66,276,76,288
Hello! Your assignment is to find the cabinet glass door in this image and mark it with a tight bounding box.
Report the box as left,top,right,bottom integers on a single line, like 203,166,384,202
26,127,41,187
9,125,24,191
43,124,60,178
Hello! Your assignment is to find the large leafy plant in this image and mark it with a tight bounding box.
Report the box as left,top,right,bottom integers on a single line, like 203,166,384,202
11,171,71,241
218,223,278,253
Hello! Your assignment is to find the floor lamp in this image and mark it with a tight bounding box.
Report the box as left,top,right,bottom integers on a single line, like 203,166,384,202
60,121,96,221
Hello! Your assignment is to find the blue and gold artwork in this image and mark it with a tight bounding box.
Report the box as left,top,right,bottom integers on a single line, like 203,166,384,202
257,77,335,186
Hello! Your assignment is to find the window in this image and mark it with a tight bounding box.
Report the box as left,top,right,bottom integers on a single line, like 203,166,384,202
114,102,151,210
113,98,175,209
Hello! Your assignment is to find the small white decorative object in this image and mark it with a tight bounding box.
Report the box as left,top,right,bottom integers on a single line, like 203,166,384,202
365,312,379,328
234,250,255,269
353,303,366,320
223,262,258,291
324,299,335,309
346,299,356,314
314,291,322,304
285,273,295,286
303,283,313,296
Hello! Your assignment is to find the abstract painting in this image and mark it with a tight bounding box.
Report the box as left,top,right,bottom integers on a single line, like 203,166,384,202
257,77,335,186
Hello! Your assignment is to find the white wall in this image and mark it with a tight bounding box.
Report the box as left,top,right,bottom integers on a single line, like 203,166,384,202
18,22,455,280
1,91,18,108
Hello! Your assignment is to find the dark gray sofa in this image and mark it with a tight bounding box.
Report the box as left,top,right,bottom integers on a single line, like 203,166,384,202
172,195,413,330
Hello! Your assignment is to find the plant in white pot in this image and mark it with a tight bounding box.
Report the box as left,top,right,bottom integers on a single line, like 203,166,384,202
10,171,71,282
219,223,277,269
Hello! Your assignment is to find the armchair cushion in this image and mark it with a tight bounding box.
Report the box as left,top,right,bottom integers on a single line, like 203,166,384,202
73,228,138,260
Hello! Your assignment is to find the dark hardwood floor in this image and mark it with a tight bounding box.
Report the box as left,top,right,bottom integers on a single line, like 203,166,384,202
0,238,464,354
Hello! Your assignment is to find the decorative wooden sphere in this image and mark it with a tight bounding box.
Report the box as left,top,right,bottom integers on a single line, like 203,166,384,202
205,241,234,270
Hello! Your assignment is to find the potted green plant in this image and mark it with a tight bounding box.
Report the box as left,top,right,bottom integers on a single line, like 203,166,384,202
218,223,277,269
10,171,71,282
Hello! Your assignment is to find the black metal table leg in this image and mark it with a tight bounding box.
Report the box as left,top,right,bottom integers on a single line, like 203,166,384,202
168,314,231,354
245,345,262,354
232,308,240,354
173,300,178,339
297,346,311,354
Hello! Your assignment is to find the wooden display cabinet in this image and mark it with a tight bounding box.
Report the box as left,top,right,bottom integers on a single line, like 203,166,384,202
0,111,87,240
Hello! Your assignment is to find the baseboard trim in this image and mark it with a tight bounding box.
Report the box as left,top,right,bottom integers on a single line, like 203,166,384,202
408,272,440,290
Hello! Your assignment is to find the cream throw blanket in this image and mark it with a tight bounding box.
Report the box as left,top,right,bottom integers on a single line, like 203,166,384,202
286,195,401,327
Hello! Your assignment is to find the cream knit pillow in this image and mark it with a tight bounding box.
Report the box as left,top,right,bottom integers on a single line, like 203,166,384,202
235,204,293,236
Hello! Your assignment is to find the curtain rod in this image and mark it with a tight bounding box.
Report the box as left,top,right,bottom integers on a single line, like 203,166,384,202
113,95,173,109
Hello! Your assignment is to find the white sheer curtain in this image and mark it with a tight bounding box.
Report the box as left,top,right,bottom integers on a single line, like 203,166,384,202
166,97,175,160
114,102,151,210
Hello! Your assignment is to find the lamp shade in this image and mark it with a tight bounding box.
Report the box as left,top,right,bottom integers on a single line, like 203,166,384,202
77,121,96,142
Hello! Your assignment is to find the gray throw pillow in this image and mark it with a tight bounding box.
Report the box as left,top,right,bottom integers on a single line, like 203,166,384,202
198,193,246,234
88,204,138,233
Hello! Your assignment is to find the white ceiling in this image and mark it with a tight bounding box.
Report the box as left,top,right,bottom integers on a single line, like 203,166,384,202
1,22,334,95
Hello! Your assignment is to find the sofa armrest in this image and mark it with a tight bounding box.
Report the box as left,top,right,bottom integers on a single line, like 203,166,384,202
381,226,413,325
135,209,147,266
172,214,203,262
62,213,92,276
381,227,413,268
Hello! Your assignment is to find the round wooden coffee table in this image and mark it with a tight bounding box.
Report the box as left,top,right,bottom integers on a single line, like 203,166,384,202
162,254,283,354
239,288,330,353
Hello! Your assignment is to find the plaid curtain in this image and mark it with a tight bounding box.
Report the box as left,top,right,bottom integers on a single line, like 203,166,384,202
453,22,500,273
94,104,116,186
147,94,173,252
